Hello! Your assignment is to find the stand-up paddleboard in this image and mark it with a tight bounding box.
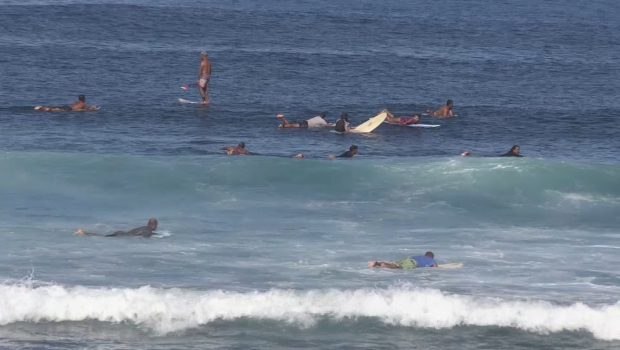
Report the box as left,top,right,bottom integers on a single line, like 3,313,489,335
349,110,388,133
383,121,440,128
179,98,202,104
34,106,100,111
437,262,463,269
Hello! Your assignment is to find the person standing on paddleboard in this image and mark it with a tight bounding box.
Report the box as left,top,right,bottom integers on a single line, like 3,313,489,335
196,51,211,104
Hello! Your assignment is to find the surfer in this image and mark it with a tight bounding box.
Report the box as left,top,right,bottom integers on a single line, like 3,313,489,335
368,251,437,269
196,51,211,104
328,145,358,158
74,218,158,238
335,113,354,132
221,142,248,155
277,113,332,128
35,95,99,111
385,111,421,125
427,100,456,117
461,145,523,157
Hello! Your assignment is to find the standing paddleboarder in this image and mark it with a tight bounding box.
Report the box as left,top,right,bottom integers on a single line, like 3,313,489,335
197,51,212,104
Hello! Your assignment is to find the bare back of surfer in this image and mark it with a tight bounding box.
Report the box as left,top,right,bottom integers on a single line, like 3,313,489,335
385,111,420,125
221,142,248,155
35,95,99,111
74,218,158,238
427,100,456,117
197,52,212,104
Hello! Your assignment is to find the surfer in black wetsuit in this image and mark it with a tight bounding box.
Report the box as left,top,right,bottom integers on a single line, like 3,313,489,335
461,145,523,157
327,145,358,158
74,218,158,238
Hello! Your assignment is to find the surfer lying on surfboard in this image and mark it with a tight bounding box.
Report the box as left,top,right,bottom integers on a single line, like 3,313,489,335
385,111,421,125
427,100,457,117
461,145,523,157
35,95,99,111
221,142,249,155
74,218,158,238
293,145,358,159
277,113,334,128
368,251,438,269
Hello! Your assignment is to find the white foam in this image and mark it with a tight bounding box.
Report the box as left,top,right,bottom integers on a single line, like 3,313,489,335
1,284,620,339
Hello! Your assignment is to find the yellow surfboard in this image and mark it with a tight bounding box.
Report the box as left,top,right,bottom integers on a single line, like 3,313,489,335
349,110,388,133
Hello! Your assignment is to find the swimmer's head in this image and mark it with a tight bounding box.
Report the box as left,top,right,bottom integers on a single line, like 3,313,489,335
350,144,358,155
319,112,326,119
78,95,85,101
510,145,520,154
201,51,208,57
238,142,246,148
148,218,158,230
447,100,453,107
341,113,349,121
425,251,434,258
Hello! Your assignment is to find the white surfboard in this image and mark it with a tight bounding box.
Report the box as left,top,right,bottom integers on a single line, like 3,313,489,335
437,262,463,269
383,121,440,128
348,110,388,133
179,98,201,104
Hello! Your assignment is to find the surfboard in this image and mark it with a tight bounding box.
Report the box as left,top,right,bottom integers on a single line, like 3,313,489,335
179,98,201,104
349,110,388,133
437,262,463,269
383,122,440,128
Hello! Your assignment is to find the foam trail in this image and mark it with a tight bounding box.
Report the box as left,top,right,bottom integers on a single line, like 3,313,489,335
1,284,620,340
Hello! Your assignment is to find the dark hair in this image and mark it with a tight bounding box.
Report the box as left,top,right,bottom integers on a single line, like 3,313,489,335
511,145,519,152
238,142,246,148
425,251,434,258
447,100,453,105
319,112,326,119
78,95,85,101
350,145,358,151
341,113,349,120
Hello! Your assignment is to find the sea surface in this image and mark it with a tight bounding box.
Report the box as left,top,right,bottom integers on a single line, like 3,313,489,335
1,0,620,349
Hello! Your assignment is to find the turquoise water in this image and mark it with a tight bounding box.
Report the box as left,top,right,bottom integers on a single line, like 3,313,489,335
1,0,620,348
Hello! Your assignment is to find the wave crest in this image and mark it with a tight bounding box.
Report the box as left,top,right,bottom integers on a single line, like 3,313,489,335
1,284,619,340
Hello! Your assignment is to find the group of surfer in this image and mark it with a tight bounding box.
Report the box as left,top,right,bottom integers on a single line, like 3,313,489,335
74,217,437,269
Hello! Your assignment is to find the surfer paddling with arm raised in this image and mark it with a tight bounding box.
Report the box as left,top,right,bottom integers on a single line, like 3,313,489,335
368,251,438,269
385,111,421,125
35,95,99,111
74,218,158,238
461,145,523,157
221,142,249,155
196,51,211,104
427,100,457,117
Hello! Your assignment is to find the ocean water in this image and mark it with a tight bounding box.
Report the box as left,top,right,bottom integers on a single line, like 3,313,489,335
1,0,620,349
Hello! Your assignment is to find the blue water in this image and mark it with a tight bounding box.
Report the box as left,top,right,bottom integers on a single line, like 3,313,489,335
1,0,620,349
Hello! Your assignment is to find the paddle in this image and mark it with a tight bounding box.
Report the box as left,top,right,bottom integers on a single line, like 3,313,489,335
181,83,197,90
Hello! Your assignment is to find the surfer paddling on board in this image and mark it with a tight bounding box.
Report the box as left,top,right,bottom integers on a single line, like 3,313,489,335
74,218,158,238
385,111,421,125
196,51,211,104
277,113,333,128
327,145,358,158
334,113,355,132
461,145,523,157
427,100,457,117
221,142,249,155
368,251,438,269
35,95,99,111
